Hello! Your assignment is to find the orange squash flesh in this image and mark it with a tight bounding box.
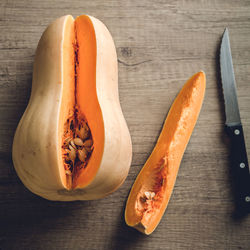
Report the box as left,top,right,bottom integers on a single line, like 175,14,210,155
125,71,206,235
73,16,104,188
60,15,105,189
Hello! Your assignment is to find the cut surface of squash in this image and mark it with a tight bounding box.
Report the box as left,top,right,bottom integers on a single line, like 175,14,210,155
60,15,104,189
125,71,206,234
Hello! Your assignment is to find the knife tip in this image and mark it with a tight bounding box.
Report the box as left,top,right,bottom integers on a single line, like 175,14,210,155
221,28,229,44
223,27,229,36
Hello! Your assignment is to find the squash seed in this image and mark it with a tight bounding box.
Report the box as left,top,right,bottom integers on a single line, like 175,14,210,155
85,146,92,152
83,139,93,147
70,140,77,149
73,137,84,146
69,146,76,161
78,148,87,162
144,191,155,200
77,125,89,140
64,137,72,146
65,170,72,175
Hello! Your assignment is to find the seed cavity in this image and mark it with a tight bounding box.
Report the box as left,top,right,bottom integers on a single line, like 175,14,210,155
62,110,94,178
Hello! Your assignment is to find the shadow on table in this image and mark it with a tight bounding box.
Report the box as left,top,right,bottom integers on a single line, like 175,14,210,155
109,192,149,250
0,188,88,228
0,178,93,249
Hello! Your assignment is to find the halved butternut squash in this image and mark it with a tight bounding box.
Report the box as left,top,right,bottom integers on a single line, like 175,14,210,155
12,15,132,201
125,71,206,234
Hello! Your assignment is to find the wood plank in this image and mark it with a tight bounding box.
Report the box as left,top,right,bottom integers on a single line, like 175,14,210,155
0,0,250,249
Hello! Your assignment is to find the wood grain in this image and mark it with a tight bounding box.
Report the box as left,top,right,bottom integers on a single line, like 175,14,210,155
1,0,250,249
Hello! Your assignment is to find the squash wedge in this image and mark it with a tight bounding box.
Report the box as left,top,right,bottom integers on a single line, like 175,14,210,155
125,71,206,234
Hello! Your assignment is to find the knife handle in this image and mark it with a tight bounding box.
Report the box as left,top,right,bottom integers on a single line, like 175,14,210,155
226,124,250,212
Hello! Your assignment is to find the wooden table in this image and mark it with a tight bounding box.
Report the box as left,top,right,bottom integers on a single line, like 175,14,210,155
1,0,250,249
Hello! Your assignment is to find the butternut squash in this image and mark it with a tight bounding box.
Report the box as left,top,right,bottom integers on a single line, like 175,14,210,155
125,71,206,234
12,15,132,201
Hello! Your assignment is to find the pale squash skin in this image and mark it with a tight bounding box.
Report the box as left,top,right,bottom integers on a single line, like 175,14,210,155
12,15,132,201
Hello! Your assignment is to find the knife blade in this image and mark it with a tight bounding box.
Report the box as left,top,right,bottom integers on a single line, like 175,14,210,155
220,28,250,212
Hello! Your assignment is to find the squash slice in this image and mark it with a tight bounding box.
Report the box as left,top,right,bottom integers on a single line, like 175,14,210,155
125,71,206,234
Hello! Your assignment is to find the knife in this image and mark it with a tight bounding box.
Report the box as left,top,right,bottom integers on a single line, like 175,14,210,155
220,28,250,212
